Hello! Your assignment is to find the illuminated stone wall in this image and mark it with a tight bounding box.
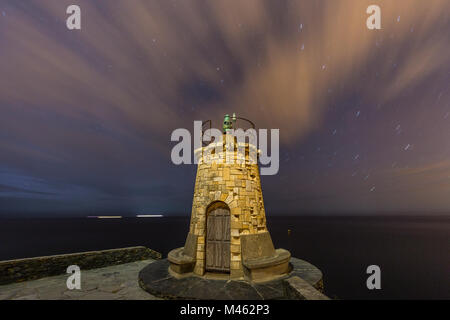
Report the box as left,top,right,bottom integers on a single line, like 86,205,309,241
189,135,268,278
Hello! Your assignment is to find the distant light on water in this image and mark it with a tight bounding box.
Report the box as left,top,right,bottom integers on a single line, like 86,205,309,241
136,214,164,218
87,216,122,219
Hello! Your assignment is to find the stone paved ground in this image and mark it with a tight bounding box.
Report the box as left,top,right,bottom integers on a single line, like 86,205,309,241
0,260,159,300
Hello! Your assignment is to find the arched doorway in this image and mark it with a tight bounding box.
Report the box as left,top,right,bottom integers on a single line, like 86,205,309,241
205,201,230,273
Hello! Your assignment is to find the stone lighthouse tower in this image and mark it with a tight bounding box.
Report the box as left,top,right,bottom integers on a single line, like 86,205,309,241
168,115,291,282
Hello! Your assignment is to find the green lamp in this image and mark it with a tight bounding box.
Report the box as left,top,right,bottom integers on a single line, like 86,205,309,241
223,114,233,134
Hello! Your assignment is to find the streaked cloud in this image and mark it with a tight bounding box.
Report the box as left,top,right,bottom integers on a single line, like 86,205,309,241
0,0,449,215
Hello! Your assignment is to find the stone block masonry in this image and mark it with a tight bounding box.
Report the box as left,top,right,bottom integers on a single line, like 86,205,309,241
183,136,284,279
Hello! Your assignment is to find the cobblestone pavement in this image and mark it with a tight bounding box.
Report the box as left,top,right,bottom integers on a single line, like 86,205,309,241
0,260,159,300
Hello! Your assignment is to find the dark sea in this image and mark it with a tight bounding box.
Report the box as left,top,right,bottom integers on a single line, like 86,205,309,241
0,216,448,300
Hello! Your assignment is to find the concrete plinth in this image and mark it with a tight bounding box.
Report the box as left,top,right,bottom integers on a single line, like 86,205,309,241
139,257,324,300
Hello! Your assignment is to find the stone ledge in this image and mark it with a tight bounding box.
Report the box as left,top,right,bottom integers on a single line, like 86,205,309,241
243,248,291,269
0,246,162,285
283,276,330,300
168,247,196,274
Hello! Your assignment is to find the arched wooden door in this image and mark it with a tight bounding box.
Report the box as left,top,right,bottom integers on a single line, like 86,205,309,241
206,206,230,273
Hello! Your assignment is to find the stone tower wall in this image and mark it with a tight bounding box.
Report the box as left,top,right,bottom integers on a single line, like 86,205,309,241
189,137,268,277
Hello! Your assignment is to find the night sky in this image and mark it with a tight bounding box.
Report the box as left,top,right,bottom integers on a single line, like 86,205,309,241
1,0,449,217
